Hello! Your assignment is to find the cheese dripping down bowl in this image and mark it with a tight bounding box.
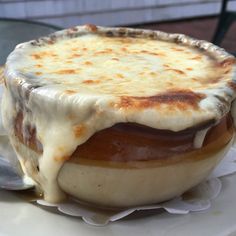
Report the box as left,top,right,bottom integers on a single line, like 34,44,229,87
2,24,236,208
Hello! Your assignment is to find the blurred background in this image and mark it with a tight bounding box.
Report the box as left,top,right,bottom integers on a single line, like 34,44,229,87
0,0,235,64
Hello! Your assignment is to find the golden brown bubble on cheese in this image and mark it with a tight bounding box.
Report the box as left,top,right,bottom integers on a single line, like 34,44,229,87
115,89,206,110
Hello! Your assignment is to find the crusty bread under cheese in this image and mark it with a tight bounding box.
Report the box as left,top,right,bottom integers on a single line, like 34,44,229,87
2,25,236,203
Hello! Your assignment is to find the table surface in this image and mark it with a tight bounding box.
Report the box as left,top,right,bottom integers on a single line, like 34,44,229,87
0,19,60,65
0,173,236,236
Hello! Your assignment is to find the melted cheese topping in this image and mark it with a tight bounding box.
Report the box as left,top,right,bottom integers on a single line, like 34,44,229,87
193,128,210,149
15,34,227,96
2,25,236,203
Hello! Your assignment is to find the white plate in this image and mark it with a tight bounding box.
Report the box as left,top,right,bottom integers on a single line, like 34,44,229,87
0,174,236,236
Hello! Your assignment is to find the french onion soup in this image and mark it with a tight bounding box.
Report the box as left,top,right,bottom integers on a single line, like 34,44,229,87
2,25,236,208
